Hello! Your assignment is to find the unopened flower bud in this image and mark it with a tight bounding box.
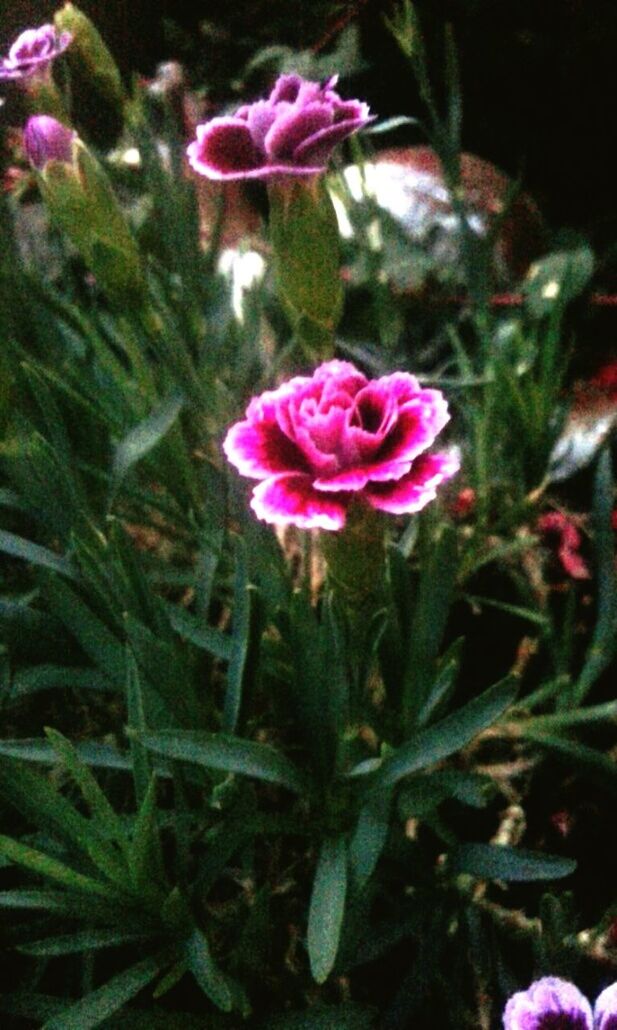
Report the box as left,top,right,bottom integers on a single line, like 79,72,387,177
24,116,144,307
54,3,124,111
23,115,75,170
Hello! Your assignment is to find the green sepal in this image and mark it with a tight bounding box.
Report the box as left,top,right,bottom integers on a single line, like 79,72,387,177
268,176,342,357
54,2,125,112
39,140,144,306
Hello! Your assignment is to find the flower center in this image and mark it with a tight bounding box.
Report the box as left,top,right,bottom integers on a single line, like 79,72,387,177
536,1014,590,1029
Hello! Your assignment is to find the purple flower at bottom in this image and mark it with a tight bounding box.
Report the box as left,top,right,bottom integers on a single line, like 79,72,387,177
0,24,71,82
503,978,617,1030
187,73,373,182
23,115,75,170
596,984,617,1030
223,359,458,531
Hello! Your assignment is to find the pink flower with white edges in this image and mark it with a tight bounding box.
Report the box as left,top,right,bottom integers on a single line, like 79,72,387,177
0,24,71,82
223,360,459,530
187,73,372,182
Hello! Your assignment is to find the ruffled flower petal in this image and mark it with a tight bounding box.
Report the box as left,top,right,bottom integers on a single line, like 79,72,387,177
250,474,348,530
314,459,412,493
594,983,617,1030
222,418,307,479
293,109,373,165
503,978,593,1030
186,118,262,179
264,102,334,162
364,451,460,514
268,73,303,104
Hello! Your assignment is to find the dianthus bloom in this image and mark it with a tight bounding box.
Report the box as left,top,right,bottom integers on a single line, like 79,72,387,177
223,360,459,530
187,73,372,181
503,977,617,1030
0,24,71,82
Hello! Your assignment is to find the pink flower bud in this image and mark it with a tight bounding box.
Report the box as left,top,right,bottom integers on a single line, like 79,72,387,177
23,115,75,170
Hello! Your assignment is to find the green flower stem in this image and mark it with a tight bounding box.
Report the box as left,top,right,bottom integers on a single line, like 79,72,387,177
24,80,69,122
320,504,386,716
321,504,386,607
267,176,342,361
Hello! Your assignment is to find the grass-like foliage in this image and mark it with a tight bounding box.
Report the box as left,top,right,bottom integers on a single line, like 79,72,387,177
0,3,616,1027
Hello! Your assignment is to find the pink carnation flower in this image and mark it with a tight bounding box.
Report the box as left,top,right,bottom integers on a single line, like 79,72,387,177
187,73,372,181
223,360,459,530
0,24,72,82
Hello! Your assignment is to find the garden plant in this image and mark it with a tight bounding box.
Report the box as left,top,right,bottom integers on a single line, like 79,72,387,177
0,3,616,1028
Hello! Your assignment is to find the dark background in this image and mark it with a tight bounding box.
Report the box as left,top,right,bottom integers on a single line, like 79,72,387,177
2,0,617,237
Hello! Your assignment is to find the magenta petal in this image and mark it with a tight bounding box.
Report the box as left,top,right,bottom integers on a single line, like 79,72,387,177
222,419,307,479
365,451,460,514
246,100,279,153
314,459,412,493
313,360,367,395
186,118,262,180
293,112,373,165
269,73,303,104
251,474,348,530
503,978,593,1030
381,391,451,464
265,102,334,163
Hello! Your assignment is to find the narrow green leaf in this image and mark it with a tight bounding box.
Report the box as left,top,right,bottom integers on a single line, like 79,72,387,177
185,928,235,1012
223,538,252,733
403,522,458,728
41,952,165,1030
18,928,150,956
128,775,166,899
139,730,306,794
364,115,419,135
308,836,348,983
0,739,133,770
42,577,126,687
416,638,463,729
448,843,576,882
112,391,184,494
0,834,117,898
524,731,617,793
126,648,150,807
8,665,113,699
166,605,232,661
571,448,617,703
0,528,76,579
0,755,126,885
352,675,518,790
45,728,128,852
349,788,393,888
0,888,143,926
